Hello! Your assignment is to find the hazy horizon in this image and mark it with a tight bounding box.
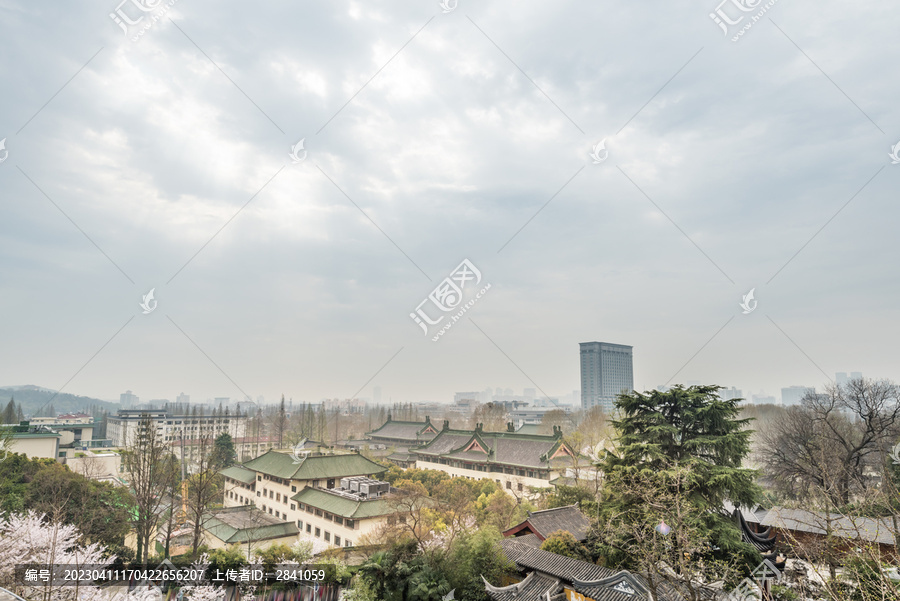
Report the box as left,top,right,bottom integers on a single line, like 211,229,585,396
2,1,898,406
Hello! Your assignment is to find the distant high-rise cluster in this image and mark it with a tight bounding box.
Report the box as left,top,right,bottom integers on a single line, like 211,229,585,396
580,341,634,412
781,385,815,406
836,372,863,386
719,386,743,401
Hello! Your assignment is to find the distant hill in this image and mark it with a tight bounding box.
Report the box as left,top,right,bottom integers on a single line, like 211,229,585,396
0,385,119,417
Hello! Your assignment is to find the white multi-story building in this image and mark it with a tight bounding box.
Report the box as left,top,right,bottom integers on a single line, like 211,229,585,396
220,450,394,549
107,409,248,447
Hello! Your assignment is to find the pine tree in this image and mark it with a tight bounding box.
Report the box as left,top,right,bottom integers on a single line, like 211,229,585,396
2,398,15,424
593,385,761,570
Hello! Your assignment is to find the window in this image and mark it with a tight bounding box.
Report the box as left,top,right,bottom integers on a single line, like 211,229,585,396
345,540,352,547
269,490,274,499
506,481,511,489
316,509,323,517
257,491,261,497
268,508,273,514
315,528,320,537
257,475,262,481
335,536,341,546
291,504,296,510
517,483,523,492
334,517,343,526
263,505,267,511
275,511,280,519
292,485,297,492
306,524,311,533
346,519,354,529
324,532,330,542
298,520,303,529
276,493,281,502
324,513,332,521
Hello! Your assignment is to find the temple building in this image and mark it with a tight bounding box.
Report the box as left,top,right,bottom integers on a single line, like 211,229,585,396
503,505,591,547
365,415,440,448
413,422,583,495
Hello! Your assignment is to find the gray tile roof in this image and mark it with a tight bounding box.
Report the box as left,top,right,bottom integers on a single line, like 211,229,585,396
760,506,899,546
416,429,577,469
366,418,439,442
500,539,613,581
482,572,565,601
512,533,544,548
498,540,686,601
525,505,591,541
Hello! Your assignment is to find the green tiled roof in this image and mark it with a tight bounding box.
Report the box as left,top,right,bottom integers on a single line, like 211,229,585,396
366,417,439,442
415,428,575,469
203,507,299,544
241,450,387,480
221,465,257,484
291,487,395,519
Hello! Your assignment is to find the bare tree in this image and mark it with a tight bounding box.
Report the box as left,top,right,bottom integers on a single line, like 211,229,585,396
185,434,225,554
759,378,900,507
122,414,177,562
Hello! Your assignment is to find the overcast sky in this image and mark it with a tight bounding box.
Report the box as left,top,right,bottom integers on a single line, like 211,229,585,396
1,0,898,406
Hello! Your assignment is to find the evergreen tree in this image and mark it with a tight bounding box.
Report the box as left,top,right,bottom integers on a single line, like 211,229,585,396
593,385,760,572
2,398,16,424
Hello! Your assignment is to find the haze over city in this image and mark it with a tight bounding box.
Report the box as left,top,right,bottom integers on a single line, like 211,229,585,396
2,0,899,406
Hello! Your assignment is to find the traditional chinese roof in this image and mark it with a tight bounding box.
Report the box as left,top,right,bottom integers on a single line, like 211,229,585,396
504,505,591,542
482,572,565,601
760,506,897,546
221,465,257,484
497,539,685,601
732,509,776,552
366,415,440,443
241,449,386,481
415,425,577,470
291,486,396,520
203,506,299,544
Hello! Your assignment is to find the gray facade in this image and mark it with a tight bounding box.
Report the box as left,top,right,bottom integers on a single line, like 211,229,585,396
580,341,633,412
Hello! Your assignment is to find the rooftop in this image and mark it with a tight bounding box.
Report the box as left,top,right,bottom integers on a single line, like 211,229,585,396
241,449,387,481
504,505,591,541
760,506,899,546
203,506,299,544
415,424,577,469
366,415,439,442
291,486,397,520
